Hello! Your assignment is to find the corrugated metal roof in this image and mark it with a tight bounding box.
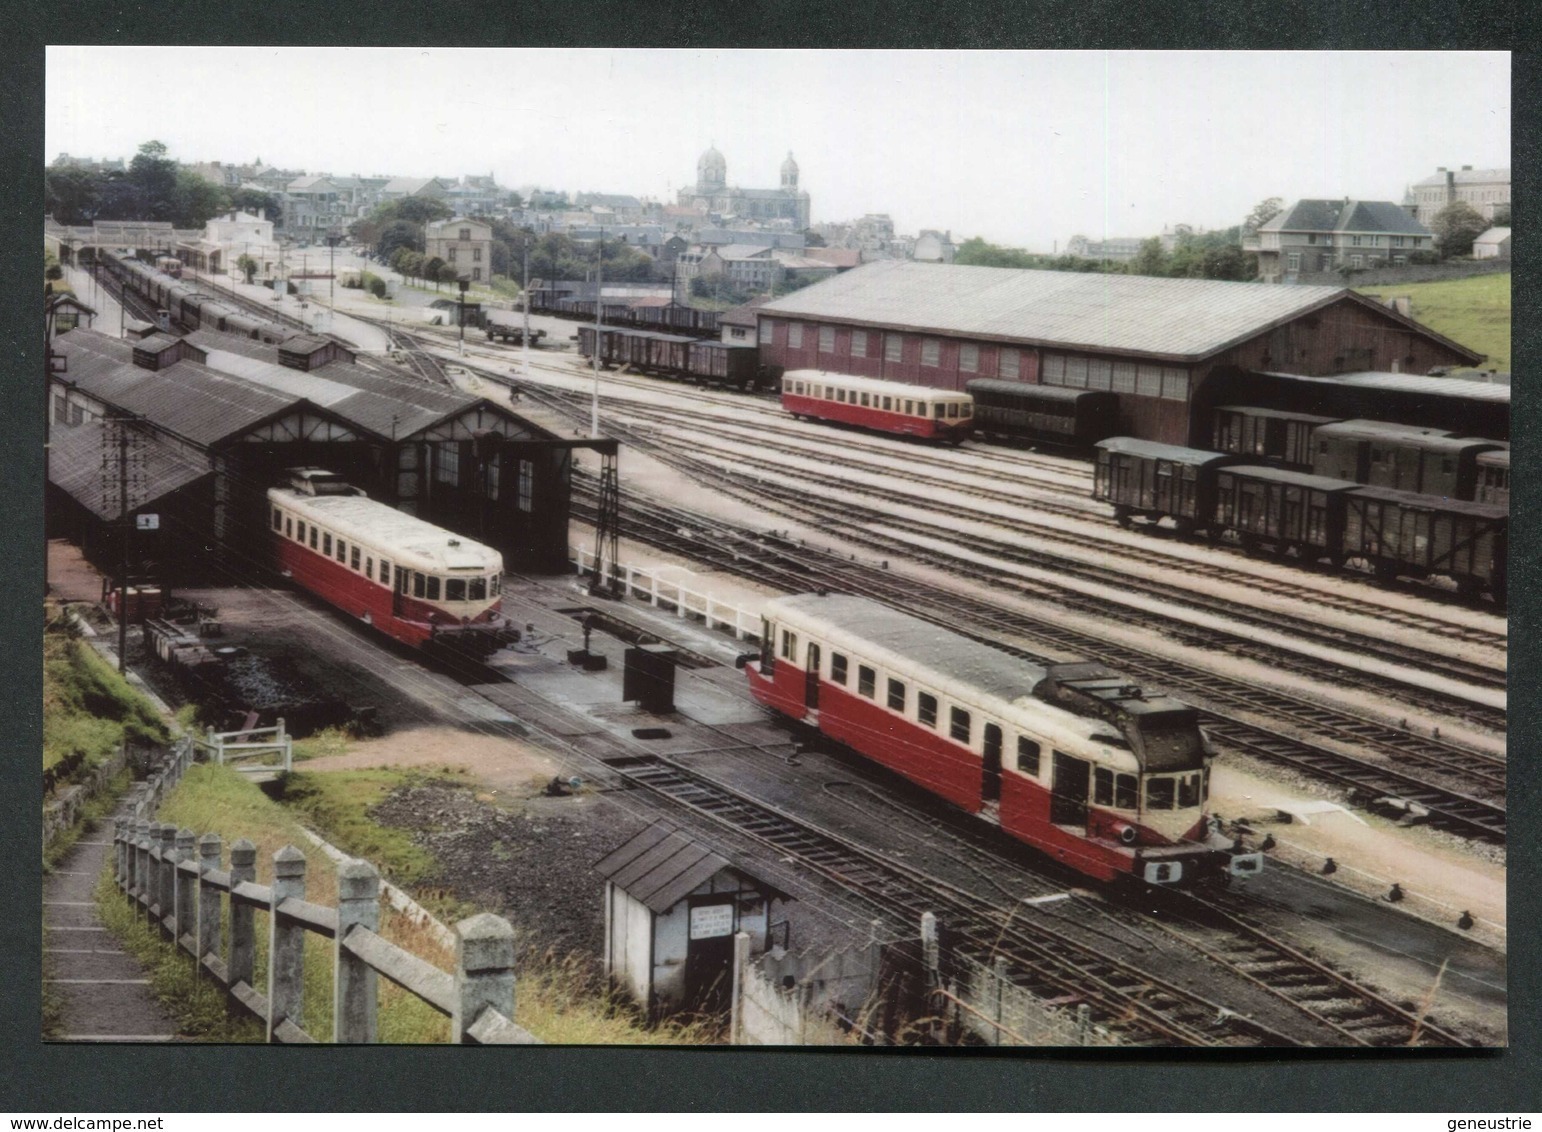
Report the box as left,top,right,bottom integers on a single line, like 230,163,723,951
593,824,735,914
50,420,209,520
759,261,1363,361
1262,370,1511,404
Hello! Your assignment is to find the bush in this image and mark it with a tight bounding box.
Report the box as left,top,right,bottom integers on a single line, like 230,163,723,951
1408,250,1442,265
368,277,387,299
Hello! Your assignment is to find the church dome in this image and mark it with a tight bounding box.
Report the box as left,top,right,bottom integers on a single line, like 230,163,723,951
780,150,799,188
698,145,726,190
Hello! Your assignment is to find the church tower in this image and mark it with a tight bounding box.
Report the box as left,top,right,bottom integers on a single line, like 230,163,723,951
780,151,799,191
698,144,727,193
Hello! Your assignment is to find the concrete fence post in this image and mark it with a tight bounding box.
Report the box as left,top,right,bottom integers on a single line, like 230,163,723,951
729,931,751,1046
227,839,257,996
1076,1003,1091,1046
113,820,127,890
921,911,939,988
133,819,150,910
197,833,222,966
334,859,381,1044
173,828,197,948
992,955,1009,1047
207,726,220,765
452,913,516,1043
156,824,177,933
266,845,308,1041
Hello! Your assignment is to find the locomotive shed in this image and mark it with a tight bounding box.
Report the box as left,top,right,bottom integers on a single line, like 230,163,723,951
45,324,584,587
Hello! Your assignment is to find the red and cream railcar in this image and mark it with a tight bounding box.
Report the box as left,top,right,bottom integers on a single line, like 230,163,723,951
781,370,974,443
746,594,1261,887
267,469,515,658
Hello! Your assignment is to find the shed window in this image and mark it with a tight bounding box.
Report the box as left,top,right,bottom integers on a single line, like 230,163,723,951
921,339,940,367
885,334,903,363
1087,359,1112,391
759,319,774,344
830,653,848,685
1112,361,1137,394
788,323,803,349
1042,354,1065,385
1161,369,1190,402
1016,737,1041,775
959,344,979,373
949,707,971,744
819,325,835,353
999,349,1019,379
917,692,938,728
436,442,460,487
887,679,906,711
858,665,876,698
1136,365,1163,398
852,331,867,358
518,459,534,513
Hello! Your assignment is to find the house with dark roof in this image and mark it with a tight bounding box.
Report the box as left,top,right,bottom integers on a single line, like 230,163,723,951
1249,199,1434,283
756,260,1481,446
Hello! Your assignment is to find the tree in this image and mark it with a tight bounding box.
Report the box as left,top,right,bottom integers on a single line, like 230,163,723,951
236,254,259,284
230,188,281,223
376,219,423,263
423,256,446,290
128,140,179,221
45,168,101,224
172,169,229,229
1431,200,1488,258
393,197,453,227
1243,196,1285,234
1124,237,1171,277
1491,204,1511,227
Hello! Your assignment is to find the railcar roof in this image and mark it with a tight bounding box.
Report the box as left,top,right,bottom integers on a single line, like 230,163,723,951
590,327,699,344
783,370,973,402
1312,419,1452,441
269,487,502,572
1095,437,1235,465
1219,465,1361,492
1476,448,1510,467
965,379,1112,403
1347,485,1510,519
1213,405,1342,424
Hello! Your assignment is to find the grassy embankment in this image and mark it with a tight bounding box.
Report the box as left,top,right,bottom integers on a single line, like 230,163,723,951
1355,272,1510,373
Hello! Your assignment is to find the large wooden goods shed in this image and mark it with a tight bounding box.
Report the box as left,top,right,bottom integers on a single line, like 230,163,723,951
596,823,791,1020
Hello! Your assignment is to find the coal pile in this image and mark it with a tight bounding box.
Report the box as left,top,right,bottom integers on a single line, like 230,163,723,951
217,652,353,736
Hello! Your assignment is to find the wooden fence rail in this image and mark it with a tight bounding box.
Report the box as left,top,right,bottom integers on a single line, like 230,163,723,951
111,742,538,1044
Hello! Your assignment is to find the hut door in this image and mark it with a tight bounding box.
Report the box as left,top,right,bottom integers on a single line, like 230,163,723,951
1050,751,1090,827
805,643,821,711
683,901,736,1016
982,724,1003,803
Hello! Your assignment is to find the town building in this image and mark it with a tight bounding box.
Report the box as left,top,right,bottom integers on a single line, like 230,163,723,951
1472,227,1512,260
425,217,494,283
911,230,957,263
755,260,1481,447
1065,235,1146,262
1248,200,1434,283
676,146,810,229
1404,166,1511,224
283,175,351,237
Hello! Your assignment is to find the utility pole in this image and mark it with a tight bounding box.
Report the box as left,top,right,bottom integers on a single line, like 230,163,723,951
592,228,603,439
522,238,531,377
102,412,142,673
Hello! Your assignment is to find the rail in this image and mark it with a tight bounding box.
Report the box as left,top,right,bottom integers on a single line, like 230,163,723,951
111,741,537,1044
571,544,763,643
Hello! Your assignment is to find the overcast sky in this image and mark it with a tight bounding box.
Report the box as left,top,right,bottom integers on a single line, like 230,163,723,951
46,47,1510,251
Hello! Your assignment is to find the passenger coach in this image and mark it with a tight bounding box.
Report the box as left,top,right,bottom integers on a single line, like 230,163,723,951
745,593,1260,887
268,469,514,657
781,371,974,443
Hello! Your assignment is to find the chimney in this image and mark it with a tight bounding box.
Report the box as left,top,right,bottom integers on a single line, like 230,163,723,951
1437,166,1446,172
1462,164,1472,171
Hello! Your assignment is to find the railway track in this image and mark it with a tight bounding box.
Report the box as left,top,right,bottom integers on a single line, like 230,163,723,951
602,752,1469,1048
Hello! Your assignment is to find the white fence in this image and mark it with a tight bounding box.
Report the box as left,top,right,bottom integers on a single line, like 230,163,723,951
571,546,763,643
193,721,293,778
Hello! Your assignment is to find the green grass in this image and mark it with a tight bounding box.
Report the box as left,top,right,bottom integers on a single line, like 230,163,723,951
44,617,170,772
1355,273,1510,373
44,767,131,873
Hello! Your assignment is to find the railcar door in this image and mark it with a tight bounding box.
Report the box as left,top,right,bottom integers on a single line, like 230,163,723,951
805,642,821,711
393,564,409,616
1050,751,1090,827
982,724,1003,803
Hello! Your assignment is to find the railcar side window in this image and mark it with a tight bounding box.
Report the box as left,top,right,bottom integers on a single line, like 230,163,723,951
860,393,870,407
272,508,282,531
1016,737,1041,776
285,518,293,539
426,576,441,601
887,679,905,711
1178,773,1201,808
830,653,848,685
904,400,915,415
934,404,946,419
413,572,426,598
491,573,501,592
336,540,347,563
350,547,360,570
949,707,971,744
917,692,938,728
380,560,391,585
1116,774,1138,809
1146,776,1175,810
780,630,798,662
858,666,876,698
1094,767,1114,806
322,532,330,554
446,578,466,601
365,557,373,579
882,397,892,411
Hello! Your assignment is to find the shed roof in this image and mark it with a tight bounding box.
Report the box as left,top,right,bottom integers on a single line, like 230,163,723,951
594,823,790,914
1260,370,1510,404
50,421,210,520
758,260,1430,362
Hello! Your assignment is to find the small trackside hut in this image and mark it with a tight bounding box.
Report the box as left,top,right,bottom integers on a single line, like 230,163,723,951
596,823,793,1021
745,594,1261,887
